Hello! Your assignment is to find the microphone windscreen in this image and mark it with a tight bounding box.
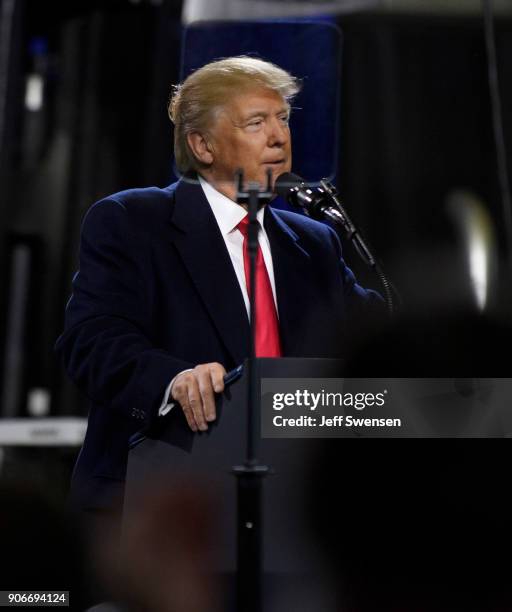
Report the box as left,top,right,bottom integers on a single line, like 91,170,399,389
274,172,303,199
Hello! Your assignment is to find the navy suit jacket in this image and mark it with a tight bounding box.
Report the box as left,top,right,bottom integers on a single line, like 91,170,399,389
56,176,379,511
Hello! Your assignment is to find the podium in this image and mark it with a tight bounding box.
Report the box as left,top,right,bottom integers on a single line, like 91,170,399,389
124,358,343,582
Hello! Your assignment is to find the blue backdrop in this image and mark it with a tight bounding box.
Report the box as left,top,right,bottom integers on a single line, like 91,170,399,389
177,20,342,192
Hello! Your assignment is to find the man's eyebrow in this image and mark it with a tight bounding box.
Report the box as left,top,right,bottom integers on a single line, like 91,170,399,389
240,107,291,121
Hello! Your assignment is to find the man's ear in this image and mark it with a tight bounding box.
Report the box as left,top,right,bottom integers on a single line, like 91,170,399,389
187,131,214,166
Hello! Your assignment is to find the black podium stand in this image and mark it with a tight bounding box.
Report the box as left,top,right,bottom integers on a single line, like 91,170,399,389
123,358,343,604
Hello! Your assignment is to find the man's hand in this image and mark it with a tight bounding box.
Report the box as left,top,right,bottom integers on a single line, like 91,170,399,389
171,362,226,432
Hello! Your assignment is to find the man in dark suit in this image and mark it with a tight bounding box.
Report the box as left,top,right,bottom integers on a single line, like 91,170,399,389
56,56,379,515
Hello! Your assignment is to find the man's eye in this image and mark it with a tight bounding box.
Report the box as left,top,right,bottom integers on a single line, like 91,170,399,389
247,119,263,127
280,115,290,124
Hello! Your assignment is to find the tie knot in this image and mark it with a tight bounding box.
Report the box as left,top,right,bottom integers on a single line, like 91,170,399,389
236,215,250,237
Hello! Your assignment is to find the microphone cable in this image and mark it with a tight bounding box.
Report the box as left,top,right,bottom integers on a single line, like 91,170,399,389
320,179,398,316
275,172,399,316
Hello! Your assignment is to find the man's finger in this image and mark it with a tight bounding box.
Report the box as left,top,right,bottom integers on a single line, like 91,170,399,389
173,385,199,432
210,363,226,394
187,385,208,431
181,400,199,432
197,373,217,423
172,375,202,432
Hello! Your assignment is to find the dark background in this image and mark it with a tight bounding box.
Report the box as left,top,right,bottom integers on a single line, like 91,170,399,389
1,1,511,423
0,4,511,604
0,1,511,608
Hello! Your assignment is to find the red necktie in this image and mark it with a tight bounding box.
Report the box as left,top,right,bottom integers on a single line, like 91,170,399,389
237,215,282,357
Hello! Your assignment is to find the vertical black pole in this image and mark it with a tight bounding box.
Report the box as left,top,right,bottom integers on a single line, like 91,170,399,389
246,182,260,465
234,172,272,612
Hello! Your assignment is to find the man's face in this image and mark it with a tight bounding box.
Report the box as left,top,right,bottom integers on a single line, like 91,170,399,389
203,87,292,200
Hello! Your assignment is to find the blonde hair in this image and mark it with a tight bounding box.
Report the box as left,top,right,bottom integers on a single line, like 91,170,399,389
168,56,301,173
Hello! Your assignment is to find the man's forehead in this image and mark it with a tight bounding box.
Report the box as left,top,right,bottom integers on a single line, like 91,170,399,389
220,88,289,119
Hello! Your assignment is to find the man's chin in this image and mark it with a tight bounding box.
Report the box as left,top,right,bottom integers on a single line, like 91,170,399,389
214,165,290,195
261,164,291,189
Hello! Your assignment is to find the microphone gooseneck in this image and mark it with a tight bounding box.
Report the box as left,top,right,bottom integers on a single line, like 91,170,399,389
275,172,397,315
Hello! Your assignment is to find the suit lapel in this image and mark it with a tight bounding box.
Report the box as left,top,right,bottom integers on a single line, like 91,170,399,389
264,208,316,356
167,177,250,365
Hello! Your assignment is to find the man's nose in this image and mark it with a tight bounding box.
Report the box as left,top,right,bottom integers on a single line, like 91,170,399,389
267,118,289,146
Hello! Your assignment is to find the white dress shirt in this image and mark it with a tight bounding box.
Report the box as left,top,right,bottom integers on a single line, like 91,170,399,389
159,175,278,415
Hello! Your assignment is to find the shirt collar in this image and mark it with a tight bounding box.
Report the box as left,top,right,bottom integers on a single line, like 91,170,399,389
198,174,266,235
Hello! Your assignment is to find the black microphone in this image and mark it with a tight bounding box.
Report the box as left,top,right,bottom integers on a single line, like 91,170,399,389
275,172,330,218
275,172,376,267
275,172,397,315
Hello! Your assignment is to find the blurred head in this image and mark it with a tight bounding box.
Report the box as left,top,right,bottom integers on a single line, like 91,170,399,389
169,56,301,199
99,475,221,612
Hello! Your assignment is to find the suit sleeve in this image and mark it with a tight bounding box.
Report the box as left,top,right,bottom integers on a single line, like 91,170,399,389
55,198,193,428
326,225,385,313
